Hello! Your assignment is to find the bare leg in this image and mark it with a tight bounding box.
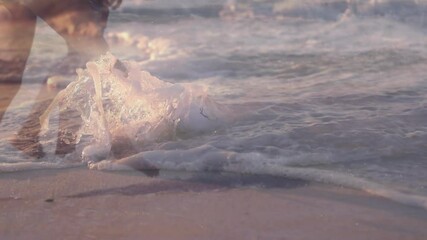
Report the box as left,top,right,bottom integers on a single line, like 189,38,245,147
34,1,110,155
0,3,36,121
26,0,109,63
24,1,110,156
6,1,111,157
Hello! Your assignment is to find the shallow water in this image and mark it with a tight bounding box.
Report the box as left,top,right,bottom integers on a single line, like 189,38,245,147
1,0,427,208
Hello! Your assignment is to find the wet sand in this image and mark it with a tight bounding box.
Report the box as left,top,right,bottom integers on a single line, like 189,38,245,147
0,167,427,240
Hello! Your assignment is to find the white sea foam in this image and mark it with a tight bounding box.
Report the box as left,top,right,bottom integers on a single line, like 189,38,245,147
88,146,427,210
107,32,176,60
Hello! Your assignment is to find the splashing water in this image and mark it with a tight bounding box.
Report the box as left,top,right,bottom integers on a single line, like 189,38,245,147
39,53,232,162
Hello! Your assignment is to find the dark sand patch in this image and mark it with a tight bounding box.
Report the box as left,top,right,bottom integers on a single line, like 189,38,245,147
1,168,427,240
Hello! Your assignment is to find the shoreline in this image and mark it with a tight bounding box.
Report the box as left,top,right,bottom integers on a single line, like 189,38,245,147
1,167,427,240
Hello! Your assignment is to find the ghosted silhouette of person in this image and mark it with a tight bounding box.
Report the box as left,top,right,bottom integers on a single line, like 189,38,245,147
0,0,121,157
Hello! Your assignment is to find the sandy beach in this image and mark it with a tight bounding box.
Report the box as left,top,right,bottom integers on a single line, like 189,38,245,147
1,1,427,237
1,167,427,240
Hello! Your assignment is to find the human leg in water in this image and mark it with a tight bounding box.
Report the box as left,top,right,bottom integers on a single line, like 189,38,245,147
0,2,36,121
5,0,118,157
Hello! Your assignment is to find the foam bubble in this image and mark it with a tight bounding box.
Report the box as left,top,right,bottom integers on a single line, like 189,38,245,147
107,32,175,60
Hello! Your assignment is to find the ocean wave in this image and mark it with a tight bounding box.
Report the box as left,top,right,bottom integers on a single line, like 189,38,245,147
273,0,427,23
88,146,427,210
119,0,427,25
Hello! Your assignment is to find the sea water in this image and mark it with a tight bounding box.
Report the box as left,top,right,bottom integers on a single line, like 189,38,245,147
1,0,427,208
